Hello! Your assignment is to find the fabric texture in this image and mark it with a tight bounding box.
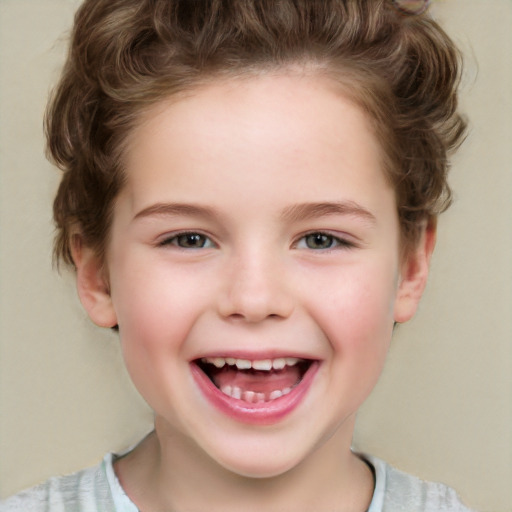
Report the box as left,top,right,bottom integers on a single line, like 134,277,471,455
1,453,476,512
363,455,475,512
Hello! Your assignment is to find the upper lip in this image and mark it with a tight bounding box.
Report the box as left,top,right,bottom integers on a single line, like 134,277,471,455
190,350,319,362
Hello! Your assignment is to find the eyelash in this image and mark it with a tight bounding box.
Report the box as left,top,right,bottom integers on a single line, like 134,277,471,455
295,232,354,251
158,232,216,249
157,231,354,251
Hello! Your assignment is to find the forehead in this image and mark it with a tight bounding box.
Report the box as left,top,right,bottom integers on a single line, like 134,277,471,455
118,73,395,225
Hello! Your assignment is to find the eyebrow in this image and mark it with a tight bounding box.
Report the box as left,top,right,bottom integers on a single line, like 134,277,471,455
133,203,219,221
133,200,377,225
281,201,377,225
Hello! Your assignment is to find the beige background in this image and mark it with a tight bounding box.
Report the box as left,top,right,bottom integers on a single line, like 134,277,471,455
1,1,511,511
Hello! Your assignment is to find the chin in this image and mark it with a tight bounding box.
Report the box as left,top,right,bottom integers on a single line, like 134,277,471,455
219,454,302,479
202,434,315,480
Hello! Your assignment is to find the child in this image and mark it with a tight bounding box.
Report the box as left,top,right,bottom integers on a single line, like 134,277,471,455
1,0,474,510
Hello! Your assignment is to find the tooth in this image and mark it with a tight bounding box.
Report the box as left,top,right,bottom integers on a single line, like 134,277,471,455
225,357,236,366
235,359,251,370
269,390,283,400
232,386,242,399
285,357,300,366
256,392,265,403
221,385,232,397
210,357,226,368
282,387,291,395
252,359,273,371
272,358,286,370
243,391,255,403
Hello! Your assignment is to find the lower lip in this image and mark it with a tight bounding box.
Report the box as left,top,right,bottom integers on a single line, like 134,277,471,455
190,361,320,426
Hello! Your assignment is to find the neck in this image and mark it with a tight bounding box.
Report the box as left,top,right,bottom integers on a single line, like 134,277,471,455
114,417,374,512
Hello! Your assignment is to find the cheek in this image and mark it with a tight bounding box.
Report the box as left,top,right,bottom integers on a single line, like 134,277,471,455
111,257,207,334
306,261,398,357
109,268,200,418
108,262,206,377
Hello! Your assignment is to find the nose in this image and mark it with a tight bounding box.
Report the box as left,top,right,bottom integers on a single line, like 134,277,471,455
217,251,294,323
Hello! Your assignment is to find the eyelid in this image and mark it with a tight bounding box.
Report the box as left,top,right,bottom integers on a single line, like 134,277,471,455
156,230,217,249
294,230,356,250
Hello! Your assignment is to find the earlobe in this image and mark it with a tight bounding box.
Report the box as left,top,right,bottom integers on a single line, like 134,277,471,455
71,235,117,328
393,219,437,324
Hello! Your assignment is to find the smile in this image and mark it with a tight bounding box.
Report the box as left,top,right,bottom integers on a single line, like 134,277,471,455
191,355,319,425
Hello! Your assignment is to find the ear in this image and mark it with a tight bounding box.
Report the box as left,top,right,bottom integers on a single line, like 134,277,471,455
393,219,437,324
71,235,118,328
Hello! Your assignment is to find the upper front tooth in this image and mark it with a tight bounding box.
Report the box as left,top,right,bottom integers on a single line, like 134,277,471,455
205,356,303,370
252,359,273,371
272,358,286,370
209,357,226,368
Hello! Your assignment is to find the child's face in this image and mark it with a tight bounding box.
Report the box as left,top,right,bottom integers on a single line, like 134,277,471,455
78,74,431,477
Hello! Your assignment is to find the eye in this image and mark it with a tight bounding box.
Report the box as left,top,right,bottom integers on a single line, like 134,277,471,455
296,232,352,250
159,232,215,249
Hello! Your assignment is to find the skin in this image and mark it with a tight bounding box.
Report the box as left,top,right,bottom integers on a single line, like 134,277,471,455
73,73,435,512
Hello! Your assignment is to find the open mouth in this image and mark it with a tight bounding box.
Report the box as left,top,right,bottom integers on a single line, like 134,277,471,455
195,356,314,404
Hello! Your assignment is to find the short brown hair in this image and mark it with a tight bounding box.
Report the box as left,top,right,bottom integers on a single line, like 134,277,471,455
46,0,466,266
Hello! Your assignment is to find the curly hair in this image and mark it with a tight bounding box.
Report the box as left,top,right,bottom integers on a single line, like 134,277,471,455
46,0,466,266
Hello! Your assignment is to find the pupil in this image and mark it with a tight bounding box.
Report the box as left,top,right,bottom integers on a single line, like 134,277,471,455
180,234,204,247
307,233,331,249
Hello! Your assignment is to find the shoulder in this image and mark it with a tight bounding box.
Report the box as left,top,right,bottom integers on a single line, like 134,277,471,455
365,455,477,512
0,454,137,512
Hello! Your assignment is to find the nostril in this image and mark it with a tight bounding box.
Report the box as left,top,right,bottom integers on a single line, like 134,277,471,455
217,270,294,322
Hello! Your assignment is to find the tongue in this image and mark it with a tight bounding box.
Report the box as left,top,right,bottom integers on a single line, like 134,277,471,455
209,366,302,394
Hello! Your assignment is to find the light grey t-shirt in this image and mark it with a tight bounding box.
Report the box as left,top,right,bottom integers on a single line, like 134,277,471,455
1,453,475,512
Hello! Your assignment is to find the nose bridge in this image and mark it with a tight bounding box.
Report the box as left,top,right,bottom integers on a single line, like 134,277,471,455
218,243,293,322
